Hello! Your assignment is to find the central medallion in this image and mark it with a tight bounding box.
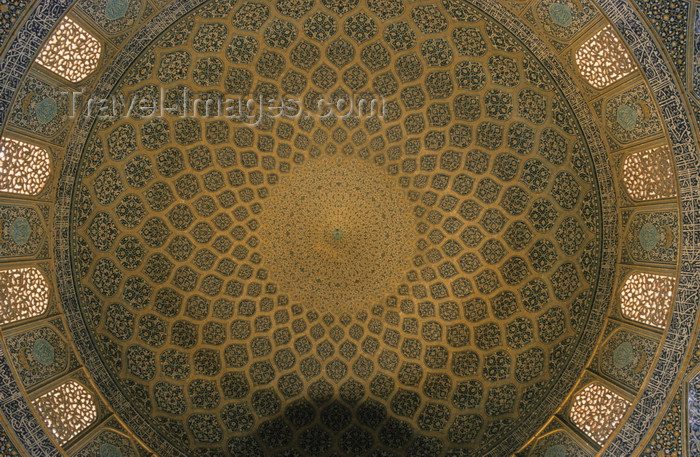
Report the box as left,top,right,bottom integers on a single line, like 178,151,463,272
259,154,417,313
63,0,610,454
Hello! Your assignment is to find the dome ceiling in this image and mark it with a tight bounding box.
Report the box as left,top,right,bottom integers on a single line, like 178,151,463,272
66,0,613,455
0,0,698,457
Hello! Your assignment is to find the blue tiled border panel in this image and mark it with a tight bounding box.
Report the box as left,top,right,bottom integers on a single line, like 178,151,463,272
595,0,700,455
0,0,32,56
0,345,61,456
0,0,75,131
0,1,77,454
52,2,212,456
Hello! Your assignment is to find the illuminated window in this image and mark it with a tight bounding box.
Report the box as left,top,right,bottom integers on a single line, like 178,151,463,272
575,26,636,89
32,381,97,445
570,383,630,446
622,147,676,201
35,18,101,83
0,267,50,325
0,138,51,195
620,272,675,328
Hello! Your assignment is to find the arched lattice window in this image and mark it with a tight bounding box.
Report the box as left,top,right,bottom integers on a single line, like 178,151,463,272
570,382,630,446
0,267,50,325
0,138,51,195
622,146,677,201
31,381,97,444
620,272,675,328
575,25,636,89
35,18,101,83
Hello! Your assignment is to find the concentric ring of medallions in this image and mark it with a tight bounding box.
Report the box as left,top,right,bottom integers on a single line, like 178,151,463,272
258,154,417,313
67,0,607,455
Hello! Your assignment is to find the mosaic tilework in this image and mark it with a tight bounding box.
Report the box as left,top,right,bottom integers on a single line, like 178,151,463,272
74,5,603,450
259,155,416,312
639,389,683,456
0,0,74,131
631,0,689,80
593,328,659,391
598,0,700,454
694,5,700,98
0,421,21,457
527,429,592,457
625,210,679,264
7,74,70,138
0,0,30,53
55,2,225,456
53,0,616,456
0,345,60,456
533,0,600,42
689,372,700,456
76,0,143,35
686,332,700,375
0,0,680,452
0,203,48,258
605,84,663,144
71,428,139,457
5,325,70,389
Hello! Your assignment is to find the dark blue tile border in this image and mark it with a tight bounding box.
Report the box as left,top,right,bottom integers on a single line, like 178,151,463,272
596,0,700,455
0,0,75,132
0,1,32,56
52,1,210,456
0,346,60,456
0,1,77,454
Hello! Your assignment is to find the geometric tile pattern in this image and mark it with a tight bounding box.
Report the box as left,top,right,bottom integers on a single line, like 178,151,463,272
70,1,604,455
